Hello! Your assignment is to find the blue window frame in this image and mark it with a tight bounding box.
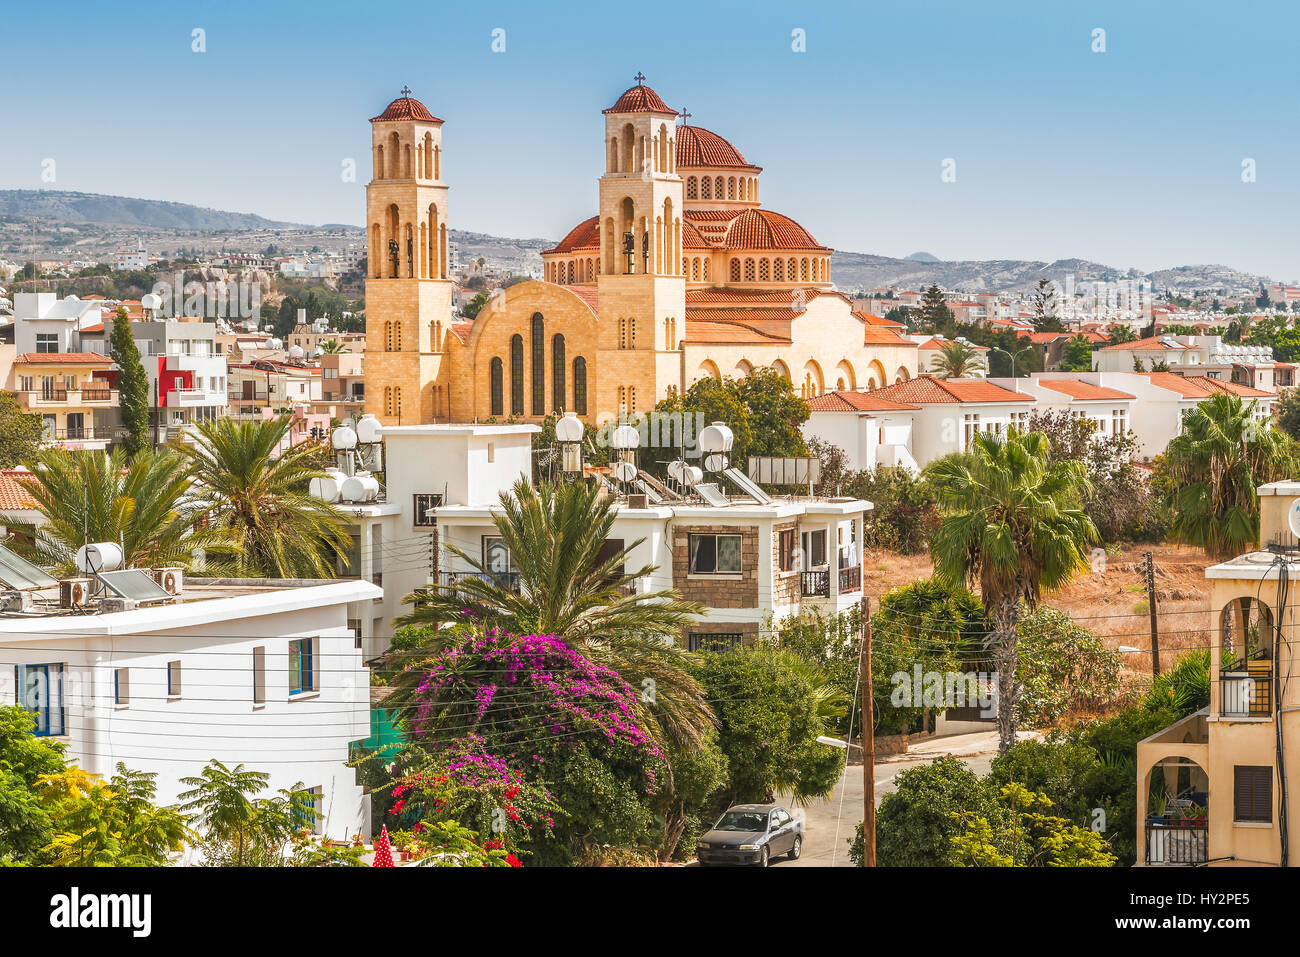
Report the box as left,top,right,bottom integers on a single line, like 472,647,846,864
289,639,315,695
15,663,65,736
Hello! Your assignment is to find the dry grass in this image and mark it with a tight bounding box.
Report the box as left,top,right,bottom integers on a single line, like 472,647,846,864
861,542,1215,681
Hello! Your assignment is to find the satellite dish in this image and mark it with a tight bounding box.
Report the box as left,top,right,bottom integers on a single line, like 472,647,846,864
1288,498,1300,538
667,460,687,483
613,461,638,483
704,453,727,472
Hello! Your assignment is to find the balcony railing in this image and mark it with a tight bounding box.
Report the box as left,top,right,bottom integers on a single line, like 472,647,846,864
43,427,111,443
439,570,521,592
80,388,113,401
1220,667,1273,717
801,569,829,597
839,565,862,594
1145,822,1208,865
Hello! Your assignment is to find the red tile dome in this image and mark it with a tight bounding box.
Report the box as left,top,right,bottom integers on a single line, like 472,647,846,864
370,92,442,124
676,125,756,170
543,216,600,255
604,81,676,115
724,209,828,251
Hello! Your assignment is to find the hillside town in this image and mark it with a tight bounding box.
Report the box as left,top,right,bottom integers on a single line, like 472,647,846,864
0,22,1298,939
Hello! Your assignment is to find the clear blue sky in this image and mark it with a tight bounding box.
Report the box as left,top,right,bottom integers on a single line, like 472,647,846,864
4,0,1297,279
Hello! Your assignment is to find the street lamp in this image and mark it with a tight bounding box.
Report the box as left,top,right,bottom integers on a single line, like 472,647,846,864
988,344,1034,387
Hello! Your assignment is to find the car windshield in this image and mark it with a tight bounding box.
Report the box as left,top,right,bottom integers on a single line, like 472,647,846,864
714,811,769,832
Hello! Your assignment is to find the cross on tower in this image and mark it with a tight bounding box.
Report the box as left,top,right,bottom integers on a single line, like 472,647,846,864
400,85,412,97
679,106,691,125
633,71,646,86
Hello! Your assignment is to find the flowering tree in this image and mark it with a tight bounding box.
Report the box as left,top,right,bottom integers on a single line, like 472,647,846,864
406,629,669,863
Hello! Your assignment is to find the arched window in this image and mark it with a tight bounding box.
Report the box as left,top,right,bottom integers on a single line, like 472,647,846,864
800,258,809,281
730,259,741,282
759,259,769,281
531,313,545,415
774,259,784,282
687,177,698,199
701,177,711,199
744,259,755,282
573,357,587,415
552,334,566,412
715,176,723,198
510,334,524,416
727,177,735,199
489,357,504,417
703,259,710,281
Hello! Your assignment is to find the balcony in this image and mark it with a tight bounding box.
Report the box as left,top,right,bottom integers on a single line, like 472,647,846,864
800,569,829,597
1145,822,1208,865
839,564,862,594
438,570,521,592
18,388,118,409
1220,662,1272,717
42,427,112,447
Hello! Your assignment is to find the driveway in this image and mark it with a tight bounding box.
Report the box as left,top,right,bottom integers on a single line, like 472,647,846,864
781,729,1036,867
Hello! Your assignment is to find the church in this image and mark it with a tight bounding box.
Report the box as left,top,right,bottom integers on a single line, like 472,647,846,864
361,77,920,426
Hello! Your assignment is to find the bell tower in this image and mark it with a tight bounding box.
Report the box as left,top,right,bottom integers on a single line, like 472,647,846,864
364,87,454,425
596,74,686,417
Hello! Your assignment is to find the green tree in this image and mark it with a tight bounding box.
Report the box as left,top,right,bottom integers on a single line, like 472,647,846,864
1157,393,1296,556
1031,279,1064,332
736,366,809,458
177,416,351,577
692,646,843,806
398,479,712,751
924,431,1098,752
109,306,151,456
1276,388,1300,441
1059,335,1094,372
0,705,68,863
19,447,232,575
951,782,1116,867
177,761,314,867
0,392,44,468
462,292,490,319
929,339,983,378
319,338,347,354
917,284,954,331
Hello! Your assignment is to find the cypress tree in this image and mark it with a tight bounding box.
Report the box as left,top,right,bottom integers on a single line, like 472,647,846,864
109,306,151,456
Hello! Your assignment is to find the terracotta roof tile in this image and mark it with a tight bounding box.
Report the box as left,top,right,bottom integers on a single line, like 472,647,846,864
1100,336,1190,352
867,375,1032,405
1034,380,1136,401
0,469,37,511
675,125,757,169
14,352,113,365
604,82,676,115
370,94,442,124
681,320,790,344
807,391,919,413
543,216,600,255
724,208,828,252
862,326,913,346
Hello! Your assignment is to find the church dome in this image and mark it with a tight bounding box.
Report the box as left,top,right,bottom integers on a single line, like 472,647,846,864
724,209,827,251
370,92,442,124
676,126,756,170
543,216,600,255
604,81,676,115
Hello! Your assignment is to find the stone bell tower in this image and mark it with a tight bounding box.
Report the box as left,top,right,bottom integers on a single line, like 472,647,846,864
363,87,454,424
595,74,687,418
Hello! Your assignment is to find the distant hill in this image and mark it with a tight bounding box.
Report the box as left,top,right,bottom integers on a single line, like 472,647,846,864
0,189,304,231
903,251,940,263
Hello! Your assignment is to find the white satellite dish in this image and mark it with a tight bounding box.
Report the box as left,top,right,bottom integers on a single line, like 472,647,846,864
667,460,687,483
704,453,727,472
613,461,638,483
1288,498,1300,538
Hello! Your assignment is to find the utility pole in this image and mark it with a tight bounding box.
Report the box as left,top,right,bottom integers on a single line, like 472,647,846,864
1144,551,1161,676
859,596,875,867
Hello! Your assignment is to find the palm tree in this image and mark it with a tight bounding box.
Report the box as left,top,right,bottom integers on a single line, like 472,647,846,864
177,416,352,578
1161,392,1296,557
319,339,347,354
177,760,313,866
924,431,1097,753
930,340,983,378
398,479,715,750
14,447,234,575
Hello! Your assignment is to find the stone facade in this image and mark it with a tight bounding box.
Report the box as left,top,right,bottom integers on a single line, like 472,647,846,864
771,520,800,606
671,523,759,609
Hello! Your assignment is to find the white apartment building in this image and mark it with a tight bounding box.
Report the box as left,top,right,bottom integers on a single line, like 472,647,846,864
0,564,378,840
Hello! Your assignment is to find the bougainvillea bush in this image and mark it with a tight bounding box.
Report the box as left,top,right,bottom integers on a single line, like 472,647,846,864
388,735,556,860
407,629,669,864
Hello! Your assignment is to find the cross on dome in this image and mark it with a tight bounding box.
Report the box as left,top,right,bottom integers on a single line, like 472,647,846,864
634,71,646,85
400,84,412,97
679,106,691,125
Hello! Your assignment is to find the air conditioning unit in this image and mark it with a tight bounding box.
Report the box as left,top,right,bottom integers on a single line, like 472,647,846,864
153,566,183,596
59,578,93,609
1,590,33,613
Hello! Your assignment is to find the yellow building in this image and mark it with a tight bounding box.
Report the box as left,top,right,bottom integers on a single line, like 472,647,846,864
7,352,117,450
1138,481,1300,866
362,79,919,426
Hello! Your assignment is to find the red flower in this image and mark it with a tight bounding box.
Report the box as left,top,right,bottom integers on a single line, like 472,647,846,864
505,853,522,867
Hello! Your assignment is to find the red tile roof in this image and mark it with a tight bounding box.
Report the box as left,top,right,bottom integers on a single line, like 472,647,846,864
0,470,37,512
807,391,919,413
370,93,442,124
724,208,828,252
854,311,906,328
560,285,599,314
682,320,790,345
915,336,988,351
675,125,757,169
866,375,1032,405
1139,372,1275,399
543,216,600,255
863,326,913,346
1099,336,1189,352
14,352,113,365
604,82,676,115
1033,380,1136,401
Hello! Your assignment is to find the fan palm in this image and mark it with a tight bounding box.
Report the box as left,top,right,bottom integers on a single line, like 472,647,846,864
319,339,348,354
924,431,1097,753
398,479,715,750
13,446,234,575
930,340,983,379
1161,393,1296,557
176,416,352,578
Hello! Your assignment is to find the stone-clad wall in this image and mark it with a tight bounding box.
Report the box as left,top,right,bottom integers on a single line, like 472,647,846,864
671,523,758,609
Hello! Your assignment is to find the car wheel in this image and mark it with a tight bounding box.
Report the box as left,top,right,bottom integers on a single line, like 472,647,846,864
788,835,802,861
758,846,770,868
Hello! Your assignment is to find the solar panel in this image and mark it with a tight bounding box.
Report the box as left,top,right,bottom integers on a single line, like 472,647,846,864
0,544,58,591
694,483,730,507
722,467,773,504
98,569,174,603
